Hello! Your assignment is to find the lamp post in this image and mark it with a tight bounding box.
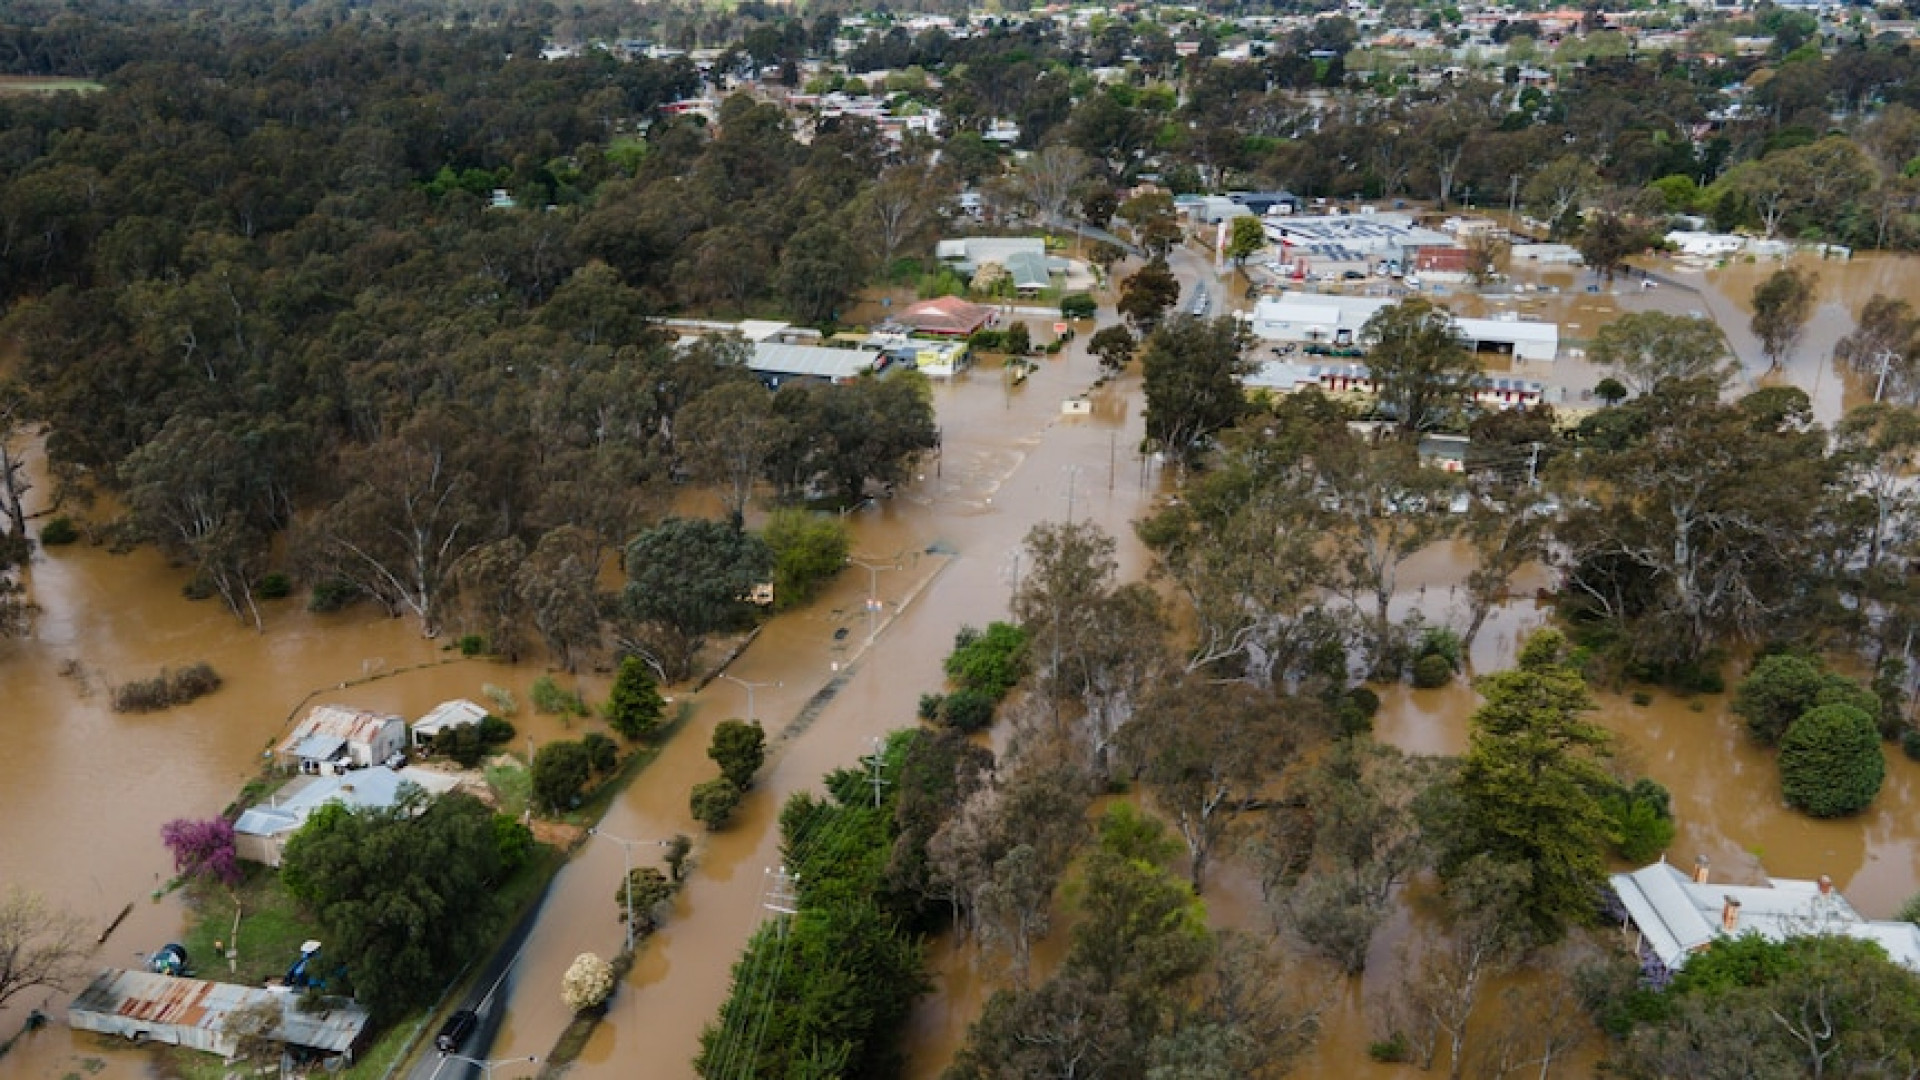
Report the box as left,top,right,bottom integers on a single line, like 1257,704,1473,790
589,828,667,954
716,673,780,725
438,1054,537,1079
847,556,899,644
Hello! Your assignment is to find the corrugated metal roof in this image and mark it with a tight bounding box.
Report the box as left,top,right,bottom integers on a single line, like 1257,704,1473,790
69,969,370,1058
412,698,488,740
749,342,879,381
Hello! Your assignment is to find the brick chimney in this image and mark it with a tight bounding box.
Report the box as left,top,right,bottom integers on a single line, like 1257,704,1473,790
1722,895,1741,933
1818,874,1833,897
1694,855,1710,884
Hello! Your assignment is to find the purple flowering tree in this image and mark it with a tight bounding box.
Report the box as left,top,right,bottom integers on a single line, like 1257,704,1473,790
161,817,242,887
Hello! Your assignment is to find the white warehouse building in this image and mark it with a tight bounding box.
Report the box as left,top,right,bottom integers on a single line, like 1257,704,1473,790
1245,293,1560,364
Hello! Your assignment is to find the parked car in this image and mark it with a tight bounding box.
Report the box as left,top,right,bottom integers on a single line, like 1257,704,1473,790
436,1010,477,1054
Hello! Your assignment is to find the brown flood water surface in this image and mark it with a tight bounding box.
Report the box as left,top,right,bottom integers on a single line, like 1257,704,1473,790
12,252,1920,1080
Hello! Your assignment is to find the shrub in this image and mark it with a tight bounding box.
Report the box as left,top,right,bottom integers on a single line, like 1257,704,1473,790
477,714,516,745
690,777,743,830
664,834,693,882
435,724,487,767
111,662,223,713
1779,704,1886,818
581,731,618,774
615,866,675,934
531,675,590,717
1603,778,1678,862
1902,727,1920,762
533,740,593,813
1004,321,1031,355
944,622,1029,700
456,634,487,657
1059,292,1096,319
493,814,534,872
939,687,996,732
761,508,850,610
38,516,80,545
1416,627,1464,672
917,693,944,722
253,572,293,600
968,329,1006,352
1411,653,1453,689
307,578,360,613
1734,654,1877,746
181,575,215,601
1368,1033,1411,1063
604,657,666,741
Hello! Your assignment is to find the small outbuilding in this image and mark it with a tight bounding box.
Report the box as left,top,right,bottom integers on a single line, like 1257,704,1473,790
69,969,370,1061
411,698,489,750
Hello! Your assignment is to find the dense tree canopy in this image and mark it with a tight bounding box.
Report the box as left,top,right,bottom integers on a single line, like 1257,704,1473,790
280,792,511,1019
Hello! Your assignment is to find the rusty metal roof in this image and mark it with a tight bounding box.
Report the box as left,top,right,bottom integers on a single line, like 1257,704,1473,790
69,969,369,1056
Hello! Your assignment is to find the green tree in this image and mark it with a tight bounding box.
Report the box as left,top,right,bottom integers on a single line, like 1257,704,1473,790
616,866,675,934
1116,191,1181,258
761,508,848,610
708,719,767,790
944,621,1030,700
621,518,773,679
1609,936,1920,1079
280,794,505,1018
604,656,667,741
690,777,743,830
532,740,594,814
1732,654,1878,746
1780,703,1886,818
1141,316,1252,467
777,215,864,325
1361,298,1479,433
1589,311,1732,396
1089,324,1138,374
678,381,777,528
1117,258,1182,331
1437,630,1615,937
1751,265,1818,371
1226,215,1266,266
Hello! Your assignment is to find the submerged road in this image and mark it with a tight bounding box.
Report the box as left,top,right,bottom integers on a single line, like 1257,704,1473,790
442,293,1161,1080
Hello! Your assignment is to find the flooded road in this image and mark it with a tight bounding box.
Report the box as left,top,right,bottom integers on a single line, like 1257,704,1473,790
8,249,1920,1080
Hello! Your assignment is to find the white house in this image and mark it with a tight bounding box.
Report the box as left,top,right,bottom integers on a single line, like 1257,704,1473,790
275,705,408,771
1609,857,1920,980
233,765,461,866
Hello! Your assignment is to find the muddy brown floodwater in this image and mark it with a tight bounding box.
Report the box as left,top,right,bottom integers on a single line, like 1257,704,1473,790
10,253,1920,1080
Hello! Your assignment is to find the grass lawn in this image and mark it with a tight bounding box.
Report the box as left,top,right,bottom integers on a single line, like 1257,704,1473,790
177,868,323,987
0,76,104,93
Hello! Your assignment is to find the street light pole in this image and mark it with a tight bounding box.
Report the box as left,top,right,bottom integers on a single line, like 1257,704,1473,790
438,1054,537,1080
847,556,899,644
716,673,781,725
589,828,667,954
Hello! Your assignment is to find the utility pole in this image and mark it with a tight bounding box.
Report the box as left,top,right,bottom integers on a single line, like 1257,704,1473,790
1064,464,1082,524
590,828,668,954
763,866,799,936
1526,441,1542,487
716,673,781,725
864,737,889,808
847,556,899,645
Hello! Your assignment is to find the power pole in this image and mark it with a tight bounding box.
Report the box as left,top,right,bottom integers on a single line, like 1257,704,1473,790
763,866,799,934
865,737,889,808
1526,442,1542,487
